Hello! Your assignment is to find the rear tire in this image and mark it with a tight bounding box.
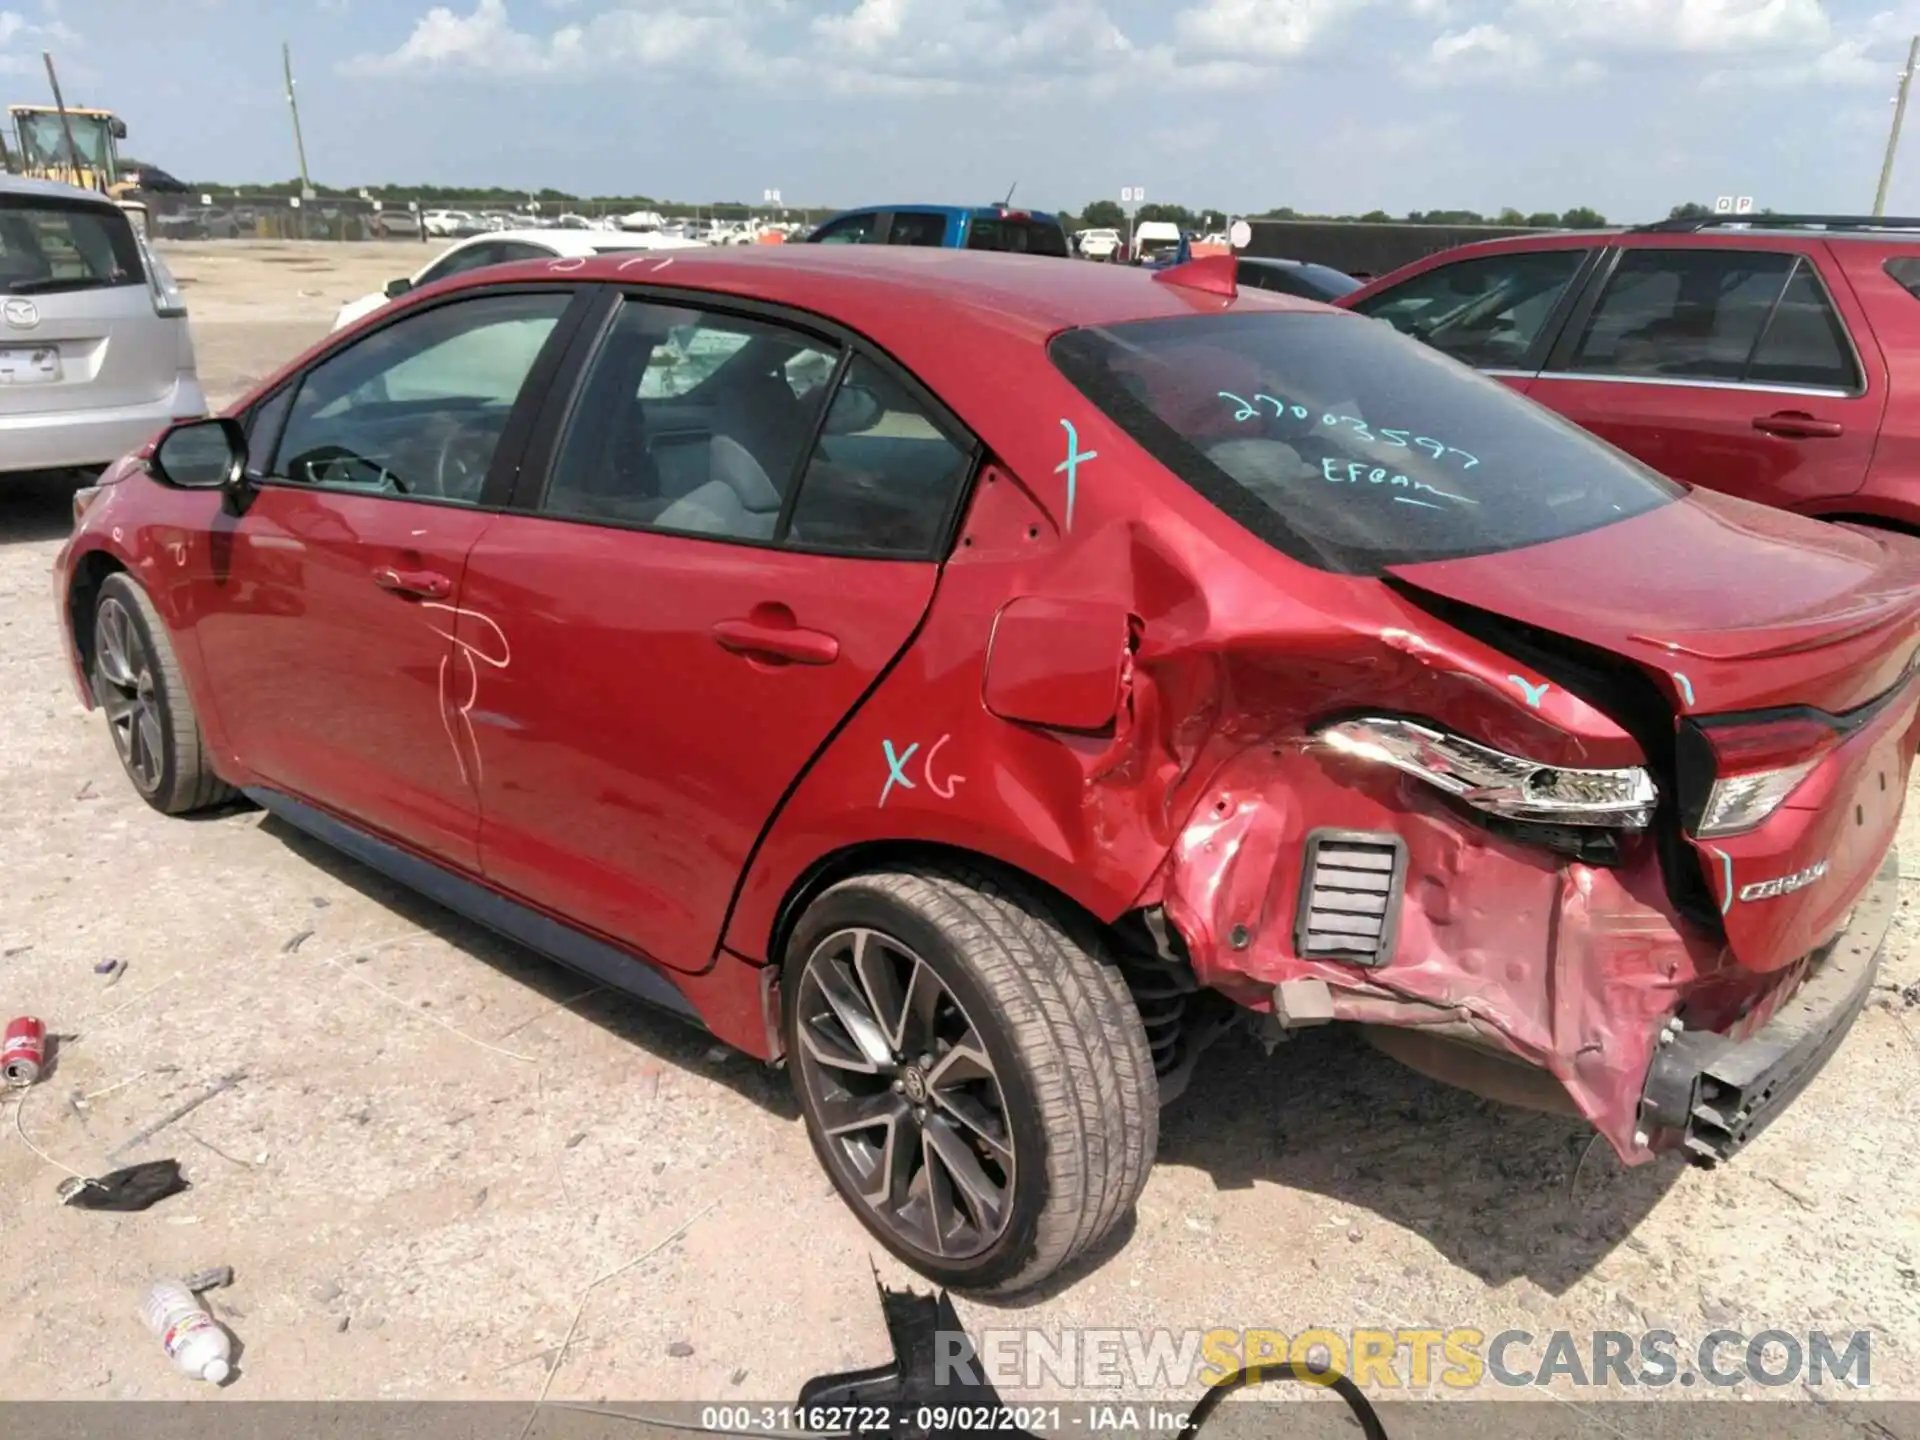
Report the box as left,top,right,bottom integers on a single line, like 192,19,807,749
91,573,235,815
784,864,1157,1295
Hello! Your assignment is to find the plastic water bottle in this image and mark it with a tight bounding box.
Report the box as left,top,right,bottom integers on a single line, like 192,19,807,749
138,1279,232,1383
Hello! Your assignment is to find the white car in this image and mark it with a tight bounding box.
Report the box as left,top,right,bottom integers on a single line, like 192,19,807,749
1077,227,1121,260
330,228,707,333
1,174,208,477
422,209,475,238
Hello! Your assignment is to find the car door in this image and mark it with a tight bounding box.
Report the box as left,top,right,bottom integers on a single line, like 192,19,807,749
1527,245,1884,509
461,292,978,972
1344,246,1599,393
190,287,581,871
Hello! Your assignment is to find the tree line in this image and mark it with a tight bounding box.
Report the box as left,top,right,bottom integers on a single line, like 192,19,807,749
159,176,1756,232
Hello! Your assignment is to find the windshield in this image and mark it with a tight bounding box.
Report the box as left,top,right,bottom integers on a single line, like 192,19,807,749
1048,311,1681,574
15,111,113,173
966,215,1070,257
0,195,144,294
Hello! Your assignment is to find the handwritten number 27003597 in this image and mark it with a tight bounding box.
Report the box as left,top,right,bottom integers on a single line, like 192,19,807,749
1217,392,1480,471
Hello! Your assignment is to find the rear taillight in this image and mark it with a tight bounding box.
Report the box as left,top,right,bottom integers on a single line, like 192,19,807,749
1693,717,1840,838
1319,717,1657,828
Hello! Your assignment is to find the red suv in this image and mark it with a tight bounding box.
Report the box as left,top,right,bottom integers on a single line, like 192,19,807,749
1340,214,1920,530
53,248,1920,1294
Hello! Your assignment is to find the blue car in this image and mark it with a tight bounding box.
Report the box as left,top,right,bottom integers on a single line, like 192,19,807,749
801,203,1071,257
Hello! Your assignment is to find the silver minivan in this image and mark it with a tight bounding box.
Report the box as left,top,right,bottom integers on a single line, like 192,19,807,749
1,173,207,477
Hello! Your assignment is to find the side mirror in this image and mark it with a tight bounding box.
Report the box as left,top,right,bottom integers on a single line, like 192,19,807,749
823,383,885,436
149,417,247,492
384,277,414,299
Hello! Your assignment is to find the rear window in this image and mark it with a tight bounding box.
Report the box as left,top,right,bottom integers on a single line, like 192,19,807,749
1884,256,1920,298
966,215,1069,257
1048,311,1682,575
0,196,144,295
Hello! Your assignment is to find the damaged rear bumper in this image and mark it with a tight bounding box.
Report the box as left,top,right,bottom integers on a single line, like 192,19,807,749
1637,848,1895,1165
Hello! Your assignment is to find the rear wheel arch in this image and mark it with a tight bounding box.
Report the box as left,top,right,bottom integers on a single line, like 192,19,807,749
1813,510,1920,539
769,840,1111,978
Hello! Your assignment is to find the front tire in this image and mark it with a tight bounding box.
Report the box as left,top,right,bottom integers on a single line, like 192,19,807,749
784,865,1158,1294
91,573,235,815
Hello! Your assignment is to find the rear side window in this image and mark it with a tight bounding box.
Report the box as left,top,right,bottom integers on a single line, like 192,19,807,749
1049,311,1680,575
0,196,144,295
1564,249,1858,390
1569,249,1789,380
965,216,1070,257
1350,249,1588,369
1746,261,1860,390
1884,256,1920,297
785,353,975,555
886,211,950,247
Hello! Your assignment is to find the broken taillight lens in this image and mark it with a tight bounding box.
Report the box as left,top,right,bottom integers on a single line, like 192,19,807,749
1693,717,1840,838
1319,717,1657,828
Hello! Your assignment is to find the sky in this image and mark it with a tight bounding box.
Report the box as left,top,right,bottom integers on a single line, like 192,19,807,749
8,0,1920,221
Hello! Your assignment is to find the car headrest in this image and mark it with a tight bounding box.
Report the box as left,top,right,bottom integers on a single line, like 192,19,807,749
710,433,784,513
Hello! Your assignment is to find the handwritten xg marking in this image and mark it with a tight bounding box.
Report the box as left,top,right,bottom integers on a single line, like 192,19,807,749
879,734,967,807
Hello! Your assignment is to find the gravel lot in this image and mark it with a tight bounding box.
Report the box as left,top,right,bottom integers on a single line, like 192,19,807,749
1,241,1917,1425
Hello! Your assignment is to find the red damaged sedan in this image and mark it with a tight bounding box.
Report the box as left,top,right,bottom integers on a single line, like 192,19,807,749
53,246,1918,1293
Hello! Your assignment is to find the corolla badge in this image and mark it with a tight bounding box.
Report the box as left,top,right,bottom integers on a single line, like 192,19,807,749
2,298,39,329
1738,859,1828,903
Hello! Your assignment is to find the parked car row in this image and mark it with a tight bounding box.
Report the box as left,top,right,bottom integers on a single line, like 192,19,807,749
22,170,1920,1297
1336,214,1920,530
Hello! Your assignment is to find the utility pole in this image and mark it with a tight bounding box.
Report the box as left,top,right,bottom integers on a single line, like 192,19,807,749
283,41,313,197
1874,34,1920,216
43,51,85,190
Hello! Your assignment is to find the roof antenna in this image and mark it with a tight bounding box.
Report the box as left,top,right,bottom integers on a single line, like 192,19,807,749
1000,181,1017,208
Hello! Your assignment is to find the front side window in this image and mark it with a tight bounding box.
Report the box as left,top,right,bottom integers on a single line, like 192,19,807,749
544,299,839,539
1563,248,1836,386
1049,310,1680,575
1351,249,1589,370
417,241,509,288
809,212,879,245
272,290,569,504
1239,260,1364,302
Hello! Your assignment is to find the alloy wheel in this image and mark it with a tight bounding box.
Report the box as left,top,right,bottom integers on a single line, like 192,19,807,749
94,597,164,795
793,927,1017,1262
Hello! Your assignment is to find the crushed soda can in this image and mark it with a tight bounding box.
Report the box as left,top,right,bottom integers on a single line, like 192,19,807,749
3,1016,46,1087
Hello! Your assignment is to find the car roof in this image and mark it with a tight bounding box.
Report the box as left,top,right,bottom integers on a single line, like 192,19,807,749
822,203,1062,221
0,171,122,208
474,243,1329,342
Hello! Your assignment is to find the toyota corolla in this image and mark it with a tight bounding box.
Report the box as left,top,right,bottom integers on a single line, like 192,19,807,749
53,246,1918,1294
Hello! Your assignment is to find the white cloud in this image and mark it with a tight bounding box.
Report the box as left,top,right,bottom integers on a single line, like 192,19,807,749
1431,21,1540,68
1172,0,1368,60
0,7,76,72
348,0,1380,92
1508,0,1832,53
810,0,907,54
344,0,767,78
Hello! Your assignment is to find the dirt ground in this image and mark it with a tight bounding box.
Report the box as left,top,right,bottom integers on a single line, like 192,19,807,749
2,241,1919,1423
